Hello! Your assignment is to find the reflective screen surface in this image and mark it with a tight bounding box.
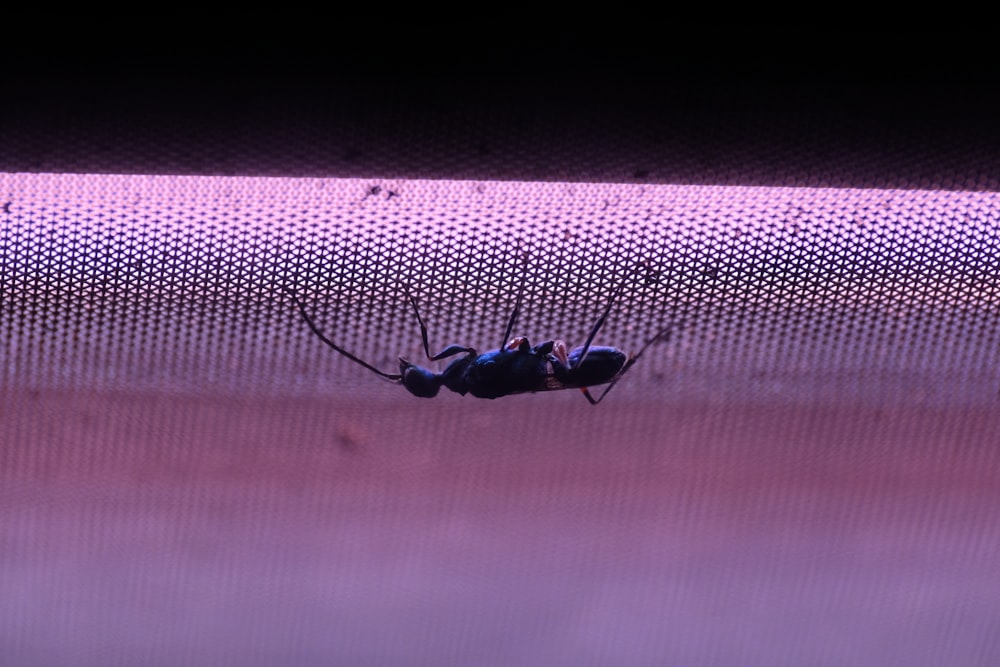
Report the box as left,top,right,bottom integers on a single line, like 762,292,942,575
3,173,999,666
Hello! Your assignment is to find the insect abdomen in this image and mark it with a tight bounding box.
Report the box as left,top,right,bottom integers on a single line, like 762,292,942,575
559,346,627,386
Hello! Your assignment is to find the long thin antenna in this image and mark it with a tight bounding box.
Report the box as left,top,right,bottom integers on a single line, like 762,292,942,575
282,286,402,381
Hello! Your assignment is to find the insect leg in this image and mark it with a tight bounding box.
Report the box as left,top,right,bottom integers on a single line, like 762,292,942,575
499,279,526,350
579,387,601,405
283,287,402,381
571,281,628,371
403,288,435,360
580,323,674,405
428,344,476,362
404,287,475,362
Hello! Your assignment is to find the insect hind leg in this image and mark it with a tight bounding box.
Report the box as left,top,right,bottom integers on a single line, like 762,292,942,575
572,281,628,371
579,323,674,405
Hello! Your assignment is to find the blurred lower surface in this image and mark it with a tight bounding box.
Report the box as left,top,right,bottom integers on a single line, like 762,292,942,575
2,390,998,666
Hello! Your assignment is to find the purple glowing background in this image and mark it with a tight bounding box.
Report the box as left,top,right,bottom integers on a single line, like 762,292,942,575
2,173,999,665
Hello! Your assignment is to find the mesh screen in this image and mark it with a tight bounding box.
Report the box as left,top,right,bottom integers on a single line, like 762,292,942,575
3,171,1000,665
3,172,998,405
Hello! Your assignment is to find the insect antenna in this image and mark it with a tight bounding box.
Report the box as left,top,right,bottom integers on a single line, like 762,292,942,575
282,286,402,381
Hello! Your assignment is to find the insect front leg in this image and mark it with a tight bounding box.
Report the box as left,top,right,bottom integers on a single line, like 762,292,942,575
404,289,436,360
428,344,476,362
403,289,477,361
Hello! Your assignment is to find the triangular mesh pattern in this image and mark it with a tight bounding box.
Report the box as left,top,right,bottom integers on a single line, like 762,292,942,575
4,173,998,407
4,70,1000,664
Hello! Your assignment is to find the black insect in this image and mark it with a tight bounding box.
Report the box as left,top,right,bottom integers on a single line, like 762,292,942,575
283,282,670,404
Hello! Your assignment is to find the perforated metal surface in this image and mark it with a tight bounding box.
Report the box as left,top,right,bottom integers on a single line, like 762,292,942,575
3,172,1000,666
3,172,998,406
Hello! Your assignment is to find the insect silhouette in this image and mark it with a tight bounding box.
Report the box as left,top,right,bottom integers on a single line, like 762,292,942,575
283,280,671,404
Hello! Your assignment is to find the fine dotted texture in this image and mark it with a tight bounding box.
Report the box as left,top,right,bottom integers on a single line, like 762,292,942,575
3,173,999,405
2,173,1000,666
